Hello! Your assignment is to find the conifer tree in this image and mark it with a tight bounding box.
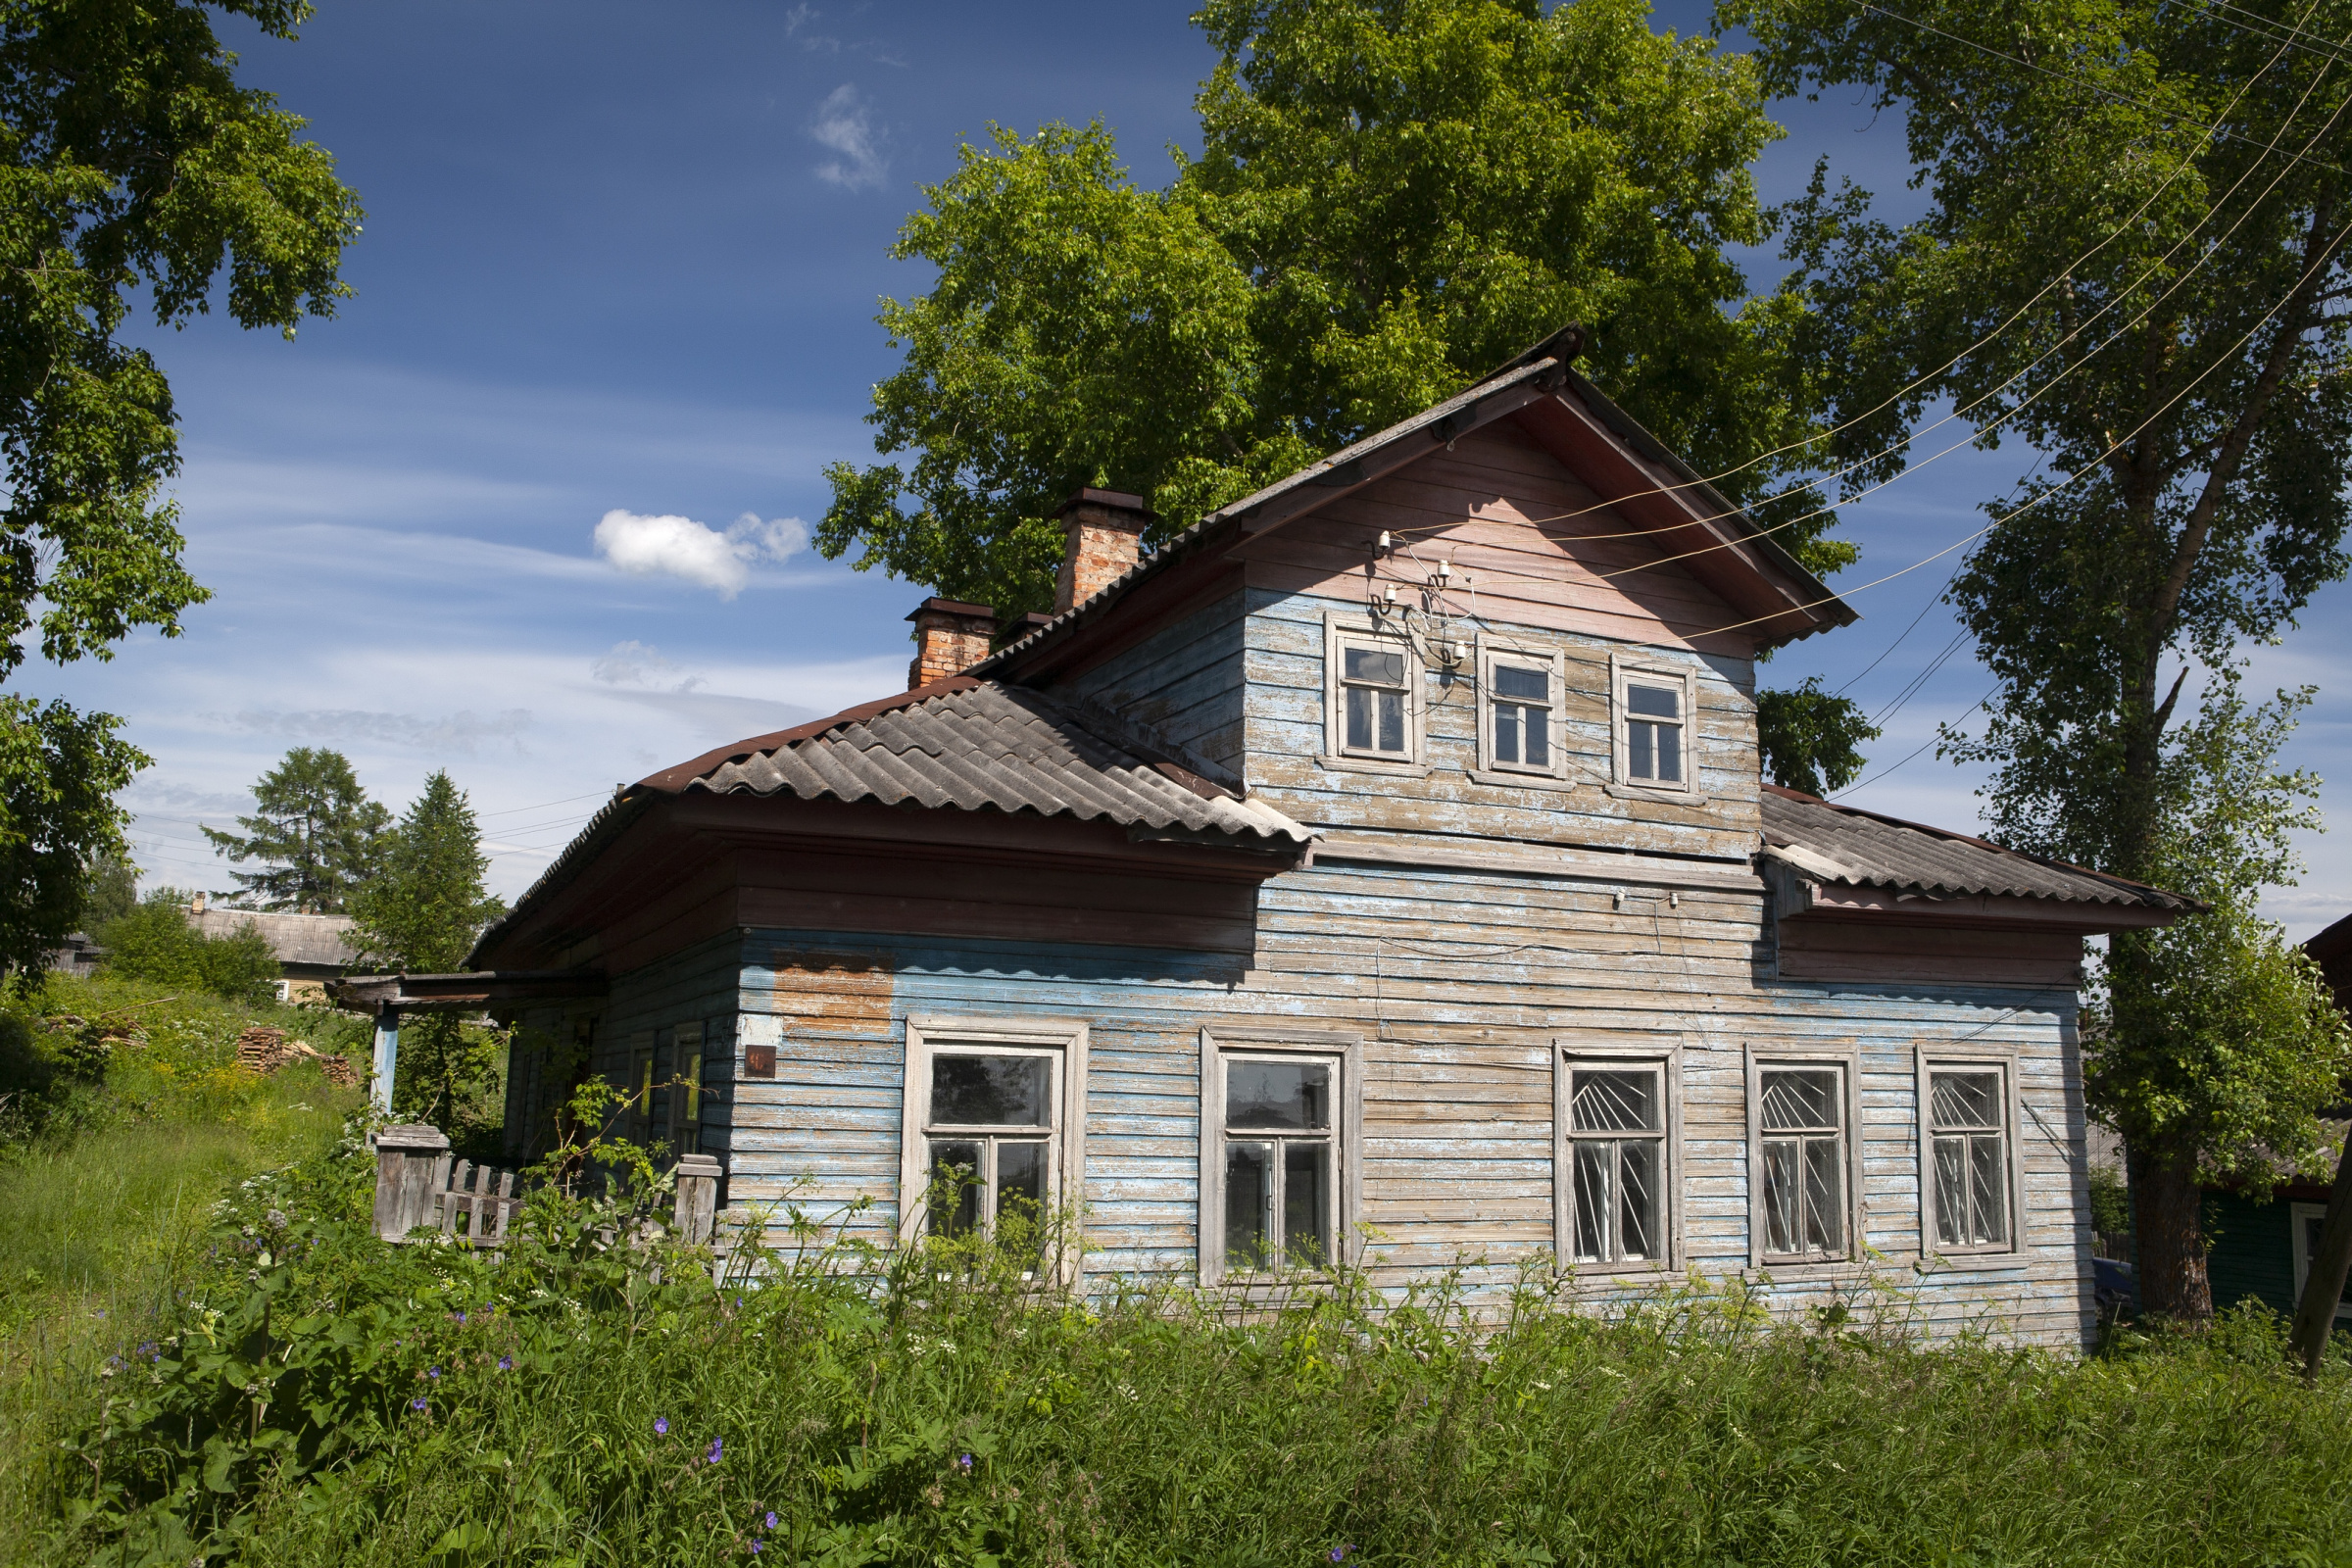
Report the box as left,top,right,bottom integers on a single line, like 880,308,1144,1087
201,749,389,913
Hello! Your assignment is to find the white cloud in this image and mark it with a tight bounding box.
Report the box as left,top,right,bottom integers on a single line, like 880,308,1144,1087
215,708,535,756
591,639,704,693
810,84,888,191
591,509,809,598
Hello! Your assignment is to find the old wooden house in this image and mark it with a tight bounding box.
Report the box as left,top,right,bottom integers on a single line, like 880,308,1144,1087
413,328,2182,1344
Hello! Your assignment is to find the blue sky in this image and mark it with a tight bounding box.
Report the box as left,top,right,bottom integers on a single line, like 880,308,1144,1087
35,0,2351,937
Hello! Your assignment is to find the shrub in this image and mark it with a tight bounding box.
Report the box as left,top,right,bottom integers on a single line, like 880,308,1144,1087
95,892,280,1004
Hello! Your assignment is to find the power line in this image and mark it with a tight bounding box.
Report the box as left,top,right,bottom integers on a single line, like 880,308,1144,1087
1832,685,1999,798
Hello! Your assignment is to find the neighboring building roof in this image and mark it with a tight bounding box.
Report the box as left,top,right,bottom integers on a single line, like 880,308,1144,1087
1758,785,2194,910
191,906,361,968
968,325,1855,682
2304,910,2352,1007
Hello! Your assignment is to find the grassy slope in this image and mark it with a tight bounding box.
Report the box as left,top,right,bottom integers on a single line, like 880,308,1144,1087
0,975,366,1555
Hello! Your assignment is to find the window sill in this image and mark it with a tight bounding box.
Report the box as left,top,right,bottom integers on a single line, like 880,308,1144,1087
1467,767,1577,792
1318,753,1430,779
1919,1248,2029,1270
1561,1258,1678,1280
1604,782,1711,807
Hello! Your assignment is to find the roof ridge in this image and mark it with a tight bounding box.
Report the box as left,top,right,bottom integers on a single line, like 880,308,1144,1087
636,676,983,793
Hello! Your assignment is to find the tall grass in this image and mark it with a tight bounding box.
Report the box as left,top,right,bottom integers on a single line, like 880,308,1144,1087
40,1141,2352,1568
0,975,365,1554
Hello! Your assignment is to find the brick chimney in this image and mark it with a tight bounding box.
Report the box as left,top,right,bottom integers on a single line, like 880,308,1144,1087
906,597,997,689
1054,489,1152,615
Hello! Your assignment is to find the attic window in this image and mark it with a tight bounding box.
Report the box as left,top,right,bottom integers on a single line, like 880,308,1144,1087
1613,662,1693,792
1323,616,1425,771
1478,640,1565,778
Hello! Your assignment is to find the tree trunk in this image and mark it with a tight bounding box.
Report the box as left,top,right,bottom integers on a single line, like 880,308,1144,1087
2128,1141,2213,1321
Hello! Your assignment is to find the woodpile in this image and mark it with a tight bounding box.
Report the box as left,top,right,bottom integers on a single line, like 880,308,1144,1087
234,1025,359,1087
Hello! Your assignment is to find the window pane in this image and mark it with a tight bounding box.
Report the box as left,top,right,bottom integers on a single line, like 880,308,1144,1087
1617,1141,1658,1260
1572,1069,1659,1132
1494,702,1521,764
1803,1137,1843,1253
1524,705,1549,768
932,1054,1051,1127
1969,1134,2007,1245
1760,1069,1838,1131
1377,689,1404,753
928,1140,982,1238
1629,721,1655,779
1572,1141,1611,1261
997,1140,1048,1231
1284,1141,1332,1267
1228,1059,1331,1130
1224,1141,1273,1270
1495,664,1548,702
1762,1138,1800,1255
1346,685,1372,750
1931,1071,2001,1130
1345,646,1405,687
1654,724,1682,784
1933,1135,1968,1248
1627,683,1680,719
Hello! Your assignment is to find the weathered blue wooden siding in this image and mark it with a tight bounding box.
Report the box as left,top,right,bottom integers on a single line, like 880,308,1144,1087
1062,587,1248,770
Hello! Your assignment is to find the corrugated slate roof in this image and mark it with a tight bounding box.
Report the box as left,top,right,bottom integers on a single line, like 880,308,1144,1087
1759,785,2190,909
676,679,1312,846
190,907,359,967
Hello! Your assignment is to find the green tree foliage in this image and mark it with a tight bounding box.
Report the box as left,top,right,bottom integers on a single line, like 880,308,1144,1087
96,888,280,1004
1755,677,1879,795
201,749,388,913
820,0,1856,618
75,844,138,933
347,770,506,1134
1731,0,2352,1316
0,3,360,984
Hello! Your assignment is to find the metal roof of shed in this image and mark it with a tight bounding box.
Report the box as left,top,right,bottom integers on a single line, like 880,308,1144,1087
1759,785,2191,909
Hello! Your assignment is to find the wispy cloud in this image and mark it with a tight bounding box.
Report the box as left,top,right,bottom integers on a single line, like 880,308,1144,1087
592,510,809,598
216,708,535,755
591,639,704,693
810,84,889,190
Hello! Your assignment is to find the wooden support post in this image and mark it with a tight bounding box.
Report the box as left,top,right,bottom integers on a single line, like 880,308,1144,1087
373,1123,452,1241
674,1153,722,1247
371,1004,402,1118
2291,1132,2352,1376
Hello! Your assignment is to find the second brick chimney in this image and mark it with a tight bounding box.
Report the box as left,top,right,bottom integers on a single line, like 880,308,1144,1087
906,597,996,689
1054,489,1152,615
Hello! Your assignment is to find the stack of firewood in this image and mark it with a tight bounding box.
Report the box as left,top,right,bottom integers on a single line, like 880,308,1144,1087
234,1024,359,1087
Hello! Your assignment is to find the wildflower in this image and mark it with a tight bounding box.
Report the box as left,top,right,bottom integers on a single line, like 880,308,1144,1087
427,1366,442,1380
411,1397,428,1412
454,1310,467,1324
751,1543,763,1554
957,1453,972,1471
655,1417,669,1437
708,1438,724,1463
1331,1547,1352,1563
764,1512,777,1530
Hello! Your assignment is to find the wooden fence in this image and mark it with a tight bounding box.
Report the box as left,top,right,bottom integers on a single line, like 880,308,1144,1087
372,1123,721,1249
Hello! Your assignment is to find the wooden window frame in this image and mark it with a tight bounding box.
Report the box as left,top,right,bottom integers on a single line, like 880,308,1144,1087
1609,656,1698,795
1744,1046,1865,1270
1199,1025,1365,1285
1554,1044,1684,1275
1475,635,1567,781
667,1019,705,1155
2290,1201,2352,1320
898,1016,1089,1250
1914,1046,2027,1260
624,1030,656,1144
1321,612,1429,776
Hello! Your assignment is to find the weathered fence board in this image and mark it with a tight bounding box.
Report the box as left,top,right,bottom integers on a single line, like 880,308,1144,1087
372,1123,721,1249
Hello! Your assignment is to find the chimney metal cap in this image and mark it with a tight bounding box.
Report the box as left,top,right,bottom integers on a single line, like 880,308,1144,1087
905,596,997,622
1058,487,1153,519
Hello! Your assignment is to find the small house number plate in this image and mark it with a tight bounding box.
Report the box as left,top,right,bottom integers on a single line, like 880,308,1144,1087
744,1044,776,1078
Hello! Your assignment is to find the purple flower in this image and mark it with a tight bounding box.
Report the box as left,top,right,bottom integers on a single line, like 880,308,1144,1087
764,1512,777,1530
956,1453,972,1471
751,1543,763,1555
707,1438,723,1463
454,1310,466,1324
655,1417,669,1437
426,1366,441,1381
497,1355,513,1371
1330,1548,1352,1564
411,1397,427,1412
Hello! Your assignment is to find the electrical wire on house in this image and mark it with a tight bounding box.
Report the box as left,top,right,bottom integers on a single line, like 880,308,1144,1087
2187,0,2352,67
1829,684,1999,798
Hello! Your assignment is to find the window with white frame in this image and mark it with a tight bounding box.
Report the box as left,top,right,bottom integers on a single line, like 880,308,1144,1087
900,1019,1087,1245
1926,1065,2012,1250
1200,1030,1361,1280
1479,640,1564,777
1758,1066,1846,1259
1324,617,1423,766
1614,663,1691,790
2290,1202,2352,1319
1560,1057,1671,1265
